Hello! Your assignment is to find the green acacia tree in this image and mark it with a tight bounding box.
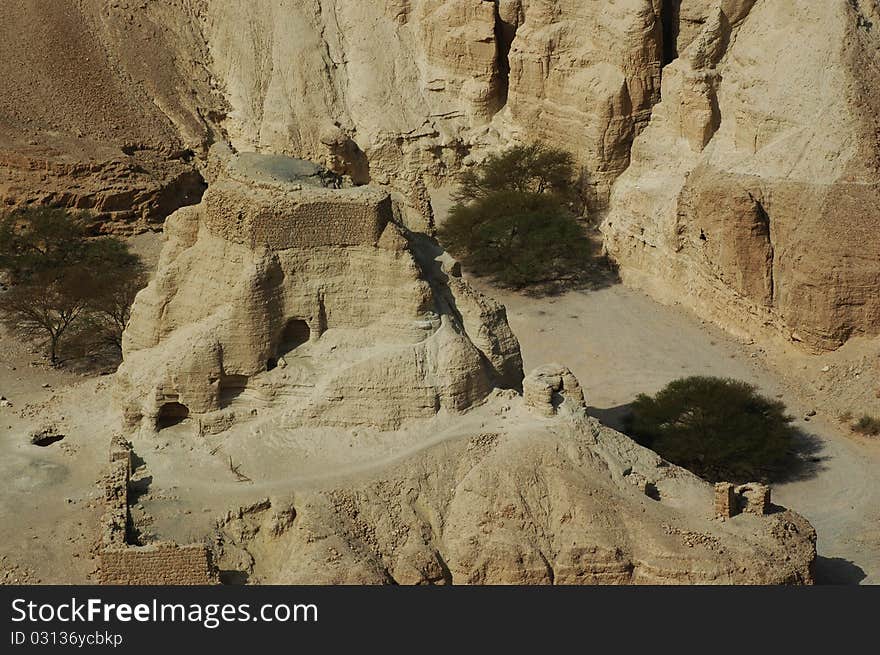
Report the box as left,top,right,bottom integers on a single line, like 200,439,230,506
439,144,592,289
625,376,798,483
0,207,144,364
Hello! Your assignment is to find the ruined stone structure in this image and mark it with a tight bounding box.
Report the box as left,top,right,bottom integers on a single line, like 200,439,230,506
523,365,586,418
98,436,216,585
714,481,772,519
116,152,523,432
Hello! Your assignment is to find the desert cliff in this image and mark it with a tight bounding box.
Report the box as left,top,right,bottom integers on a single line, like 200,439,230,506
2,0,878,348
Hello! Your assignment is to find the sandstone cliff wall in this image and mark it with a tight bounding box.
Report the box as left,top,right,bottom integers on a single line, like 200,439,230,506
602,0,880,350
2,1,878,347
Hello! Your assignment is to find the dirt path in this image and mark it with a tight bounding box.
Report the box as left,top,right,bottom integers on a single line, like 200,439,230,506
469,281,880,584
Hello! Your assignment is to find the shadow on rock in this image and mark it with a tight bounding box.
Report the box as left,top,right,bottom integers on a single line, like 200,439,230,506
587,402,634,432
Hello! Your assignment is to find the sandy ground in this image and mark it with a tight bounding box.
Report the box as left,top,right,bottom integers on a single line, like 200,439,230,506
0,325,112,583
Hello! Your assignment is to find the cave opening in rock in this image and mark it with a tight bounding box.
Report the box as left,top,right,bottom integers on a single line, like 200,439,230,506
279,318,311,356
493,2,519,107
661,0,682,66
156,402,190,430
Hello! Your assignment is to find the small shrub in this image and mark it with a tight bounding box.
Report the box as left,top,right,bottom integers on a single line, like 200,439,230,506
624,376,798,483
852,415,880,437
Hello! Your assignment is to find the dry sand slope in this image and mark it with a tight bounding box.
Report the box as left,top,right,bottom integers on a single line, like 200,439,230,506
470,281,880,584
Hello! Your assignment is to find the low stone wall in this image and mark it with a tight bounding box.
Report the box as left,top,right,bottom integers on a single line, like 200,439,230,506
98,436,217,585
100,543,215,586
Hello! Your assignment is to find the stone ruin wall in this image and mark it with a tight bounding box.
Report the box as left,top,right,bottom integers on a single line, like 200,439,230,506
100,544,217,586
98,436,217,585
714,482,771,519
204,181,393,250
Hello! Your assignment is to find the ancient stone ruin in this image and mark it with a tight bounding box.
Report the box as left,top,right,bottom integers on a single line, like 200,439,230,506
99,436,217,585
523,364,586,418
106,153,818,586
116,152,523,434
714,482,772,519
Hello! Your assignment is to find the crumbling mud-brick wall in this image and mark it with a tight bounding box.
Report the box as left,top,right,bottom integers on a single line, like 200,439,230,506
205,176,392,250
714,482,737,519
98,436,217,585
736,483,771,516
100,543,215,585
714,481,771,519
524,364,586,417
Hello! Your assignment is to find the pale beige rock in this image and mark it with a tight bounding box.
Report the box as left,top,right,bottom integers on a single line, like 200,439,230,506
603,0,880,350
3,0,880,354
210,398,816,585
116,153,523,432
500,0,665,207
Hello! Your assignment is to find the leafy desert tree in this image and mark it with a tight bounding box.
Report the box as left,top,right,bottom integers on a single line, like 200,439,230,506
441,190,592,288
0,207,90,282
88,265,147,354
0,207,144,365
440,144,593,288
453,144,578,204
624,376,798,483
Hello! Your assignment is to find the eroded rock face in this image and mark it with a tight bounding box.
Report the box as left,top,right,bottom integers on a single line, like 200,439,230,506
0,1,670,223
602,0,880,350
0,0,219,231
116,153,523,431
211,401,816,585
502,0,665,207
3,1,879,349
198,0,670,208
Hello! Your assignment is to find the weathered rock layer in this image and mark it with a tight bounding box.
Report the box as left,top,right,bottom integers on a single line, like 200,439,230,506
211,393,816,585
602,0,880,350
3,1,878,343
117,152,523,432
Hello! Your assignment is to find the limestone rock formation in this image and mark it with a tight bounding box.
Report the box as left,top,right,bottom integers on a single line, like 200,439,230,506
501,0,665,207
602,0,880,350
210,393,816,585
2,1,879,350
0,1,670,221
116,152,523,432
0,0,219,231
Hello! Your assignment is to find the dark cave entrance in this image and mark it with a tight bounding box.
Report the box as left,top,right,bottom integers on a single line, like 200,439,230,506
268,319,312,370
279,319,311,354
661,0,682,66
32,432,64,447
493,2,520,108
156,402,190,430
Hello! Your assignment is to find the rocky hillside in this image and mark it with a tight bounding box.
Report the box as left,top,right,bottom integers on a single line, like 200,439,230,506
1,0,878,346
